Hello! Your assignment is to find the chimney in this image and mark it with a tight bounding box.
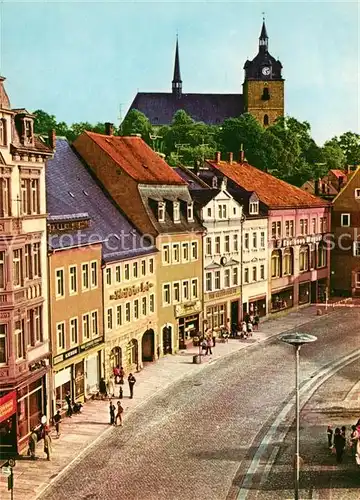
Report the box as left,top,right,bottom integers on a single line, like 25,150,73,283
48,129,56,150
239,150,245,163
314,179,320,196
193,159,200,174
105,122,114,136
215,151,221,163
229,152,233,164
338,176,344,192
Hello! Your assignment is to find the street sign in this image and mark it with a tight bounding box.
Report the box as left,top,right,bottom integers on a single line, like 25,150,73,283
2,466,11,477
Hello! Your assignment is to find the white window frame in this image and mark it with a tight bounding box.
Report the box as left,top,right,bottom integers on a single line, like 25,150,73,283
106,267,112,286
182,280,189,301
141,260,146,277
162,244,171,265
134,299,139,320
191,241,198,260
173,202,180,222
205,272,212,292
206,237,212,256
82,263,89,291
55,267,65,298
182,242,189,262
90,261,98,288
233,267,238,286
70,317,78,345
191,278,198,299
116,305,122,326
91,310,98,336
173,281,180,304
82,313,90,340
260,231,265,248
124,263,130,281
353,242,360,257
172,243,180,264
233,234,239,252
260,264,265,280
107,308,113,331
341,213,351,227
149,294,155,313
163,283,171,306
125,302,131,322
158,202,165,222
355,189,360,199
224,269,230,288
115,264,121,283
142,296,147,317
249,201,259,215
187,202,194,222
214,270,221,290
56,321,65,351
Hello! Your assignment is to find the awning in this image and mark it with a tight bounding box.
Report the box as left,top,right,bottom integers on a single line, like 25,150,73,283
0,391,17,424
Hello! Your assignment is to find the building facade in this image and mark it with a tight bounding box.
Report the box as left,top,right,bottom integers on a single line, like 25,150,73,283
331,166,360,296
0,77,53,456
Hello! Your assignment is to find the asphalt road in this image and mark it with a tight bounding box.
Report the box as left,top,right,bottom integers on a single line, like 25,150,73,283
43,308,360,500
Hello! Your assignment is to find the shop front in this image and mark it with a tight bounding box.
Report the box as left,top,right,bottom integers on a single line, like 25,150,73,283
175,300,202,350
248,295,267,318
271,287,294,313
299,281,311,305
0,391,17,457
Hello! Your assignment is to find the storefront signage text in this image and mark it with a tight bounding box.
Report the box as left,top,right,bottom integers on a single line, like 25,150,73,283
175,300,202,318
205,286,240,301
276,235,323,248
53,337,104,365
110,281,154,300
0,391,17,424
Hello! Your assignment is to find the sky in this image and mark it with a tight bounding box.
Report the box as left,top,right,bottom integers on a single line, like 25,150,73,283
0,0,358,145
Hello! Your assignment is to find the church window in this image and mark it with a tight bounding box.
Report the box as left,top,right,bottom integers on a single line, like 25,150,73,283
262,87,270,101
263,115,269,126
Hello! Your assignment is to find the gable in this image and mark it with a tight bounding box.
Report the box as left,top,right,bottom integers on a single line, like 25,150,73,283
332,166,360,210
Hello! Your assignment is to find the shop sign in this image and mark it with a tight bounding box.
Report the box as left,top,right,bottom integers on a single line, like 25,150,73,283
110,281,154,300
279,235,323,248
206,286,240,301
0,391,17,424
175,300,202,318
79,336,104,353
53,337,104,365
29,359,47,372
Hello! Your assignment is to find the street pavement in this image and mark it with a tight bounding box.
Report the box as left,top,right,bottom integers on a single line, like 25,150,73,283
1,305,359,500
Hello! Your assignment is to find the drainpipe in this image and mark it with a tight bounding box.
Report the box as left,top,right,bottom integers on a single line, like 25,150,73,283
240,213,246,322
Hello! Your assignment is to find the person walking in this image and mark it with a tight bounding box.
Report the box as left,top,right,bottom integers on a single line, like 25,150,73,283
341,426,346,439
128,373,136,399
254,314,260,331
65,391,72,418
349,425,357,457
326,425,333,449
333,427,346,463
241,321,247,339
28,428,38,459
205,338,212,356
109,400,116,425
108,377,115,398
53,410,62,438
43,430,52,461
99,377,107,399
115,401,123,426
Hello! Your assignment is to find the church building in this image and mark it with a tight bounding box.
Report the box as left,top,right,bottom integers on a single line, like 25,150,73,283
125,21,284,128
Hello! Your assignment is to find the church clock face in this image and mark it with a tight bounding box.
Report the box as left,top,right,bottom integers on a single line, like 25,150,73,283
262,66,271,76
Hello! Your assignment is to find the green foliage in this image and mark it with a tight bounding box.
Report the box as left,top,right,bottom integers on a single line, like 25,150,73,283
120,109,152,143
327,132,360,166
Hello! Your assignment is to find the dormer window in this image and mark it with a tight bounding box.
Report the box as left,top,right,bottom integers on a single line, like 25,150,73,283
249,201,259,215
24,119,33,144
187,202,194,222
212,176,218,188
0,119,7,146
158,202,165,222
355,188,360,199
173,202,180,222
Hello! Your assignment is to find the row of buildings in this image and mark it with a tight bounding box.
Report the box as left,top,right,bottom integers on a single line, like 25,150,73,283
2,74,358,457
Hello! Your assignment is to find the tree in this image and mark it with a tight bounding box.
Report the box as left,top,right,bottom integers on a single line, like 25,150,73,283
120,109,152,143
33,110,58,134
320,141,346,172
336,132,360,166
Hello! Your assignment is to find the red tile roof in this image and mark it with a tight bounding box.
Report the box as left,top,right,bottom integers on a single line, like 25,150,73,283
329,169,346,179
85,132,186,185
207,159,329,209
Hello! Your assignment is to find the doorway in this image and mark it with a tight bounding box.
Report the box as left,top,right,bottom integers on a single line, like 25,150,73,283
311,281,317,303
231,300,239,332
142,329,155,362
162,326,172,355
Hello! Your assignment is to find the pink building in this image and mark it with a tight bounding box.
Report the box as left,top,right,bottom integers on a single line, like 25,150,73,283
203,153,331,313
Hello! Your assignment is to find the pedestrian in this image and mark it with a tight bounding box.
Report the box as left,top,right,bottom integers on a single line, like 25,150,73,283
212,330,216,347
201,338,207,353
99,377,107,399
254,314,260,331
333,427,345,463
341,425,346,439
241,321,247,339
128,373,136,399
326,425,333,449
28,428,38,459
247,321,253,337
65,391,72,417
113,365,120,384
108,377,115,398
109,400,116,425
349,425,357,457
43,430,52,461
53,410,62,438
205,338,212,356
115,401,123,426
157,345,161,359
119,366,125,385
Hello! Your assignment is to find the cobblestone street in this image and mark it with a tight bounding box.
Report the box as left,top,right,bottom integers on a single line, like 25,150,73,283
36,307,359,500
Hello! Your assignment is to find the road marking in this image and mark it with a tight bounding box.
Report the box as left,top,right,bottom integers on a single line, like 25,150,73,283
236,348,360,500
259,446,280,488
311,489,320,499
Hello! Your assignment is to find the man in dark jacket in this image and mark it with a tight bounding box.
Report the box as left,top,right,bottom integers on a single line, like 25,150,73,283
128,373,136,399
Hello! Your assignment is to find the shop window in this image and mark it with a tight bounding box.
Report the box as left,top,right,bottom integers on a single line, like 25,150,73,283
271,250,281,278
0,177,10,216
91,261,98,287
0,324,6,363
299,246,309,272
74,361,84,399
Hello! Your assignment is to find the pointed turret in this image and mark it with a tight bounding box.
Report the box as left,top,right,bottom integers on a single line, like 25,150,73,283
259,20,268,51
172,37,182,98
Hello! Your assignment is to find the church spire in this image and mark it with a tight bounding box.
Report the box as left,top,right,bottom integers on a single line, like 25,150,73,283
172,36,182,98
259,18,269,52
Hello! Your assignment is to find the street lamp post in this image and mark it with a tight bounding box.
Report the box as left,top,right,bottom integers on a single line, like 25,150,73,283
279,332,317,500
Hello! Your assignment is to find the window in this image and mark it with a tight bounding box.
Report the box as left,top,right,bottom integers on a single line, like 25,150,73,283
233,234,239,252
207,207,212,217
69,265,77,294
214,271,220,290
355,189,360,199
182,280,189,300
191,278,198,299
218,204,227,219
133,262,138,278
206,272,212,292
283,249,293,276
82,263,89,290
233,267,238,286
162,245,170,264
149,294,155,313
149,258,154,274
244,233,249,250
107,308,113,330
206,237,212,256
163,284,171,305
244,268,249,283
173,243,180,263
32,243,41,277
0,177,10,216
173,202,180,222
20,178,40,215
304,219,308,235
215,236,221,254
224,269,230,287
24,245,31,280
91,311,98,336
0,324,6,363
191,241,198,260
312,218,317,234
276,221,281,238
353,242,360,257
116,305,122,326
56,268,64,297
82,314,90,340
271,251,281,278
252,266,257,282
356,272,360,288
0,119,7,146
341,214,350,227
13,249,22,287
134,299,139,320
158,202,165,222
249,201,259,214
91,261,98,287
56,322,65,351
173,282,180,303
285,221,290,237
225,235,230,253
320,217,327,233
125,303,131,322
300,219,304,235
317,243,327,268
115,265,121,283
0,251,5,289
70,317,78,344
289,220,294,237
142,297,147,316
141,260,146,276
187,202,194,221
182,243,189,262
260,232,265,248
233,207,237,215
253,233,257,249
260,265,265,280
271,222,276,239
124,264,130,280
299,246,309,272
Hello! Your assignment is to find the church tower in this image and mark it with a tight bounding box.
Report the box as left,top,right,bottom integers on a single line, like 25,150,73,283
172,36,182,99
243,20,284,127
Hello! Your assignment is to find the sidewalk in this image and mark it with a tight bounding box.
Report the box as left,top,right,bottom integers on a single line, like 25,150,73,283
0,305,326,500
